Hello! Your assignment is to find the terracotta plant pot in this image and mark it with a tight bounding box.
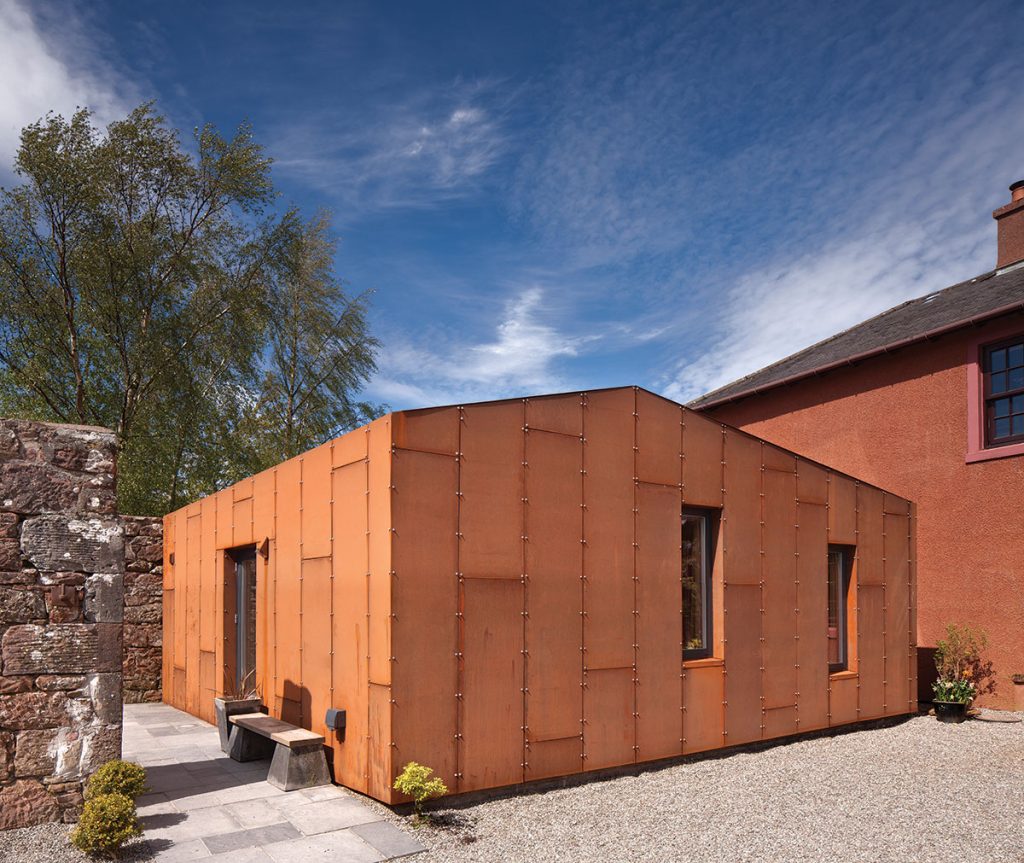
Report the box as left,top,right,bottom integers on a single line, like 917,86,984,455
214,697,262,753
934,700,969,723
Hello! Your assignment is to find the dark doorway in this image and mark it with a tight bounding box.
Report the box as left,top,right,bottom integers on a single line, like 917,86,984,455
227,546,257,693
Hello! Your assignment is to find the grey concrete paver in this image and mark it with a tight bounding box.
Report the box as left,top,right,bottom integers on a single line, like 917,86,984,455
283,797,383,835
263,830,385,863
351,822,427,859
125,703,422,861
202,823,301,855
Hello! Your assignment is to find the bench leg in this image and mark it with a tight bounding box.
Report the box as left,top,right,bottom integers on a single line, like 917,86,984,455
268,742,331,791
227,725,275,762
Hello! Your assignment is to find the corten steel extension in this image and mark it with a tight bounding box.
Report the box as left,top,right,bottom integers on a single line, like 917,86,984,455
162,387,917,805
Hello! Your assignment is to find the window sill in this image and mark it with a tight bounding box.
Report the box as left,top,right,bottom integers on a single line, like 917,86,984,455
829,670,858,681
965,440,1024,463
683,657,724,670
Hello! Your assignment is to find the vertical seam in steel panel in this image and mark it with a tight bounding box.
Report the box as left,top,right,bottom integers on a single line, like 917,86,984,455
455,408,464,792
521,400,528,783
329,442,336,763
679,407,685,751
272,467,278,718
632,387,639,762
758,442,766,739
719,424,727,745
299,456,304,727
579,393,586,774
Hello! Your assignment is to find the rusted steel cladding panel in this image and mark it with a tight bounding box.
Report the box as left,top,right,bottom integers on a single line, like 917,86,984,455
526,736,582,782
331,461,370,793
233,477,254,501
635,483,683,761
216,493,232,550
526,392,583,436
682,665,724,753
761,469,797,710
199,497,218,655
636,389,681,486
682,410,723,507
857,584,885,719
301,557,333,733
583,668,634,769
393,406,459,454
883,513,911,715
460,402,523,579
796,503,829,729
762,446,796,473
199,651,216,724
233,497,254,547
461,578,524,791
185,513,201,716
390,449,458,791
367,418,392,686
583,388,635,670
723,431,761,585
829,675,858,726
762,705,797,739
857,485,884,586
723,583,762,744
368,682,393,803
163,589,175,703
172,515,186,673
797,460,828,505
274,458,302,703
828,474,857,544
333,423,369,468
525,431,583,742
301,445,333,560
252,469,275,549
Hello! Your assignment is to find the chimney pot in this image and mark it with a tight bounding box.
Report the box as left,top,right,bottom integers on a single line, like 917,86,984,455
993,180,1024,269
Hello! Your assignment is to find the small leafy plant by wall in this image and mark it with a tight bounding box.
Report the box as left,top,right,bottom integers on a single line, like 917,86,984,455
71,759,147,855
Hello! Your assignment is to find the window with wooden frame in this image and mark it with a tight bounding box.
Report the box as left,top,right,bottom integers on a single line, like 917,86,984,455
983,337,1024,447
827,545,852,673
682,508,717,660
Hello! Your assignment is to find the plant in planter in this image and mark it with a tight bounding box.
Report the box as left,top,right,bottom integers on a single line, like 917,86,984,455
932,623,996,723
214,670,263,753
1012,673,1024,712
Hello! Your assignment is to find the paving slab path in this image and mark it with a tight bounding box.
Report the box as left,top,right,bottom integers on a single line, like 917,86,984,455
124,703,424,862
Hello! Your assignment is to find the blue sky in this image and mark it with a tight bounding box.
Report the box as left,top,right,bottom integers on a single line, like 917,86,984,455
2,0,1024,409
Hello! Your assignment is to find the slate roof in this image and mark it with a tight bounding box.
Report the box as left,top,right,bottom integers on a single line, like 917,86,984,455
689,263,1024,409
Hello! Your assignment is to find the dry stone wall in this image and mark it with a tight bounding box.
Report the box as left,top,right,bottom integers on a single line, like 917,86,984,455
122,515,163,703
0,420,123,829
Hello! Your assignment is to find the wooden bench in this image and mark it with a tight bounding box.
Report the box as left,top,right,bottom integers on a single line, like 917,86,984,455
227,713,331,791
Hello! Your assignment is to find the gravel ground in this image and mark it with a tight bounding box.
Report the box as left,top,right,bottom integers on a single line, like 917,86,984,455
0,822,151,863
385,713,1024,863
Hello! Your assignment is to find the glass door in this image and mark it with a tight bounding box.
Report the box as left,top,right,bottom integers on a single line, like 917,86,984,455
232,547,258,692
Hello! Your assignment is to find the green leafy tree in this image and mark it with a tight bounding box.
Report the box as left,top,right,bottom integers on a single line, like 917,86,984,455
0,104,381,514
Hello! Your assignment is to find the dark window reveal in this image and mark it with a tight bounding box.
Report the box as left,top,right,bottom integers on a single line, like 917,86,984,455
682,509,716,660
827,545,852,673
984,337,1024,446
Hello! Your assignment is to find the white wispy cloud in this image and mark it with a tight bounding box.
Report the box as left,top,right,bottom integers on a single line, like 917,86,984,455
369,287,584,406
0,0,135,177
270,82,506,214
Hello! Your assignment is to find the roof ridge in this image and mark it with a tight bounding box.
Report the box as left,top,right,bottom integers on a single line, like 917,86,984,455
691,266,1010,408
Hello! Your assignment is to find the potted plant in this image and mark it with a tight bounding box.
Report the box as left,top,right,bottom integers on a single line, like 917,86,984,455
1012,673,1024,712
931,623,996,723
214,671,262,753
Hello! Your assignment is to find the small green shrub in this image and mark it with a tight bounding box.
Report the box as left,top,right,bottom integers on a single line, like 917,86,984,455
933,623,996,704
70,792,142,856
394,761,448,821
85,759,148,801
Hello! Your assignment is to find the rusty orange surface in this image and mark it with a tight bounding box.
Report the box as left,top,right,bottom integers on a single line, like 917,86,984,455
163,386,915,804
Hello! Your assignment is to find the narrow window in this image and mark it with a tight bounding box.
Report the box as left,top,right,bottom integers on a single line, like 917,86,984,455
983,337,1024,447
682,508,715,660
827,545,852,672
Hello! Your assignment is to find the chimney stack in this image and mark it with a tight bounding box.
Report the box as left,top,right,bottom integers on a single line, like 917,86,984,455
993,180,1024,270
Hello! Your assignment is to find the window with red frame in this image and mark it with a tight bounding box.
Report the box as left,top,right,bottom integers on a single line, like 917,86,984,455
984,337,1024,447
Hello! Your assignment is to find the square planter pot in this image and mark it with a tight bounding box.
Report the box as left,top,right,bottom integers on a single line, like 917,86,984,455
214,697,263,753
